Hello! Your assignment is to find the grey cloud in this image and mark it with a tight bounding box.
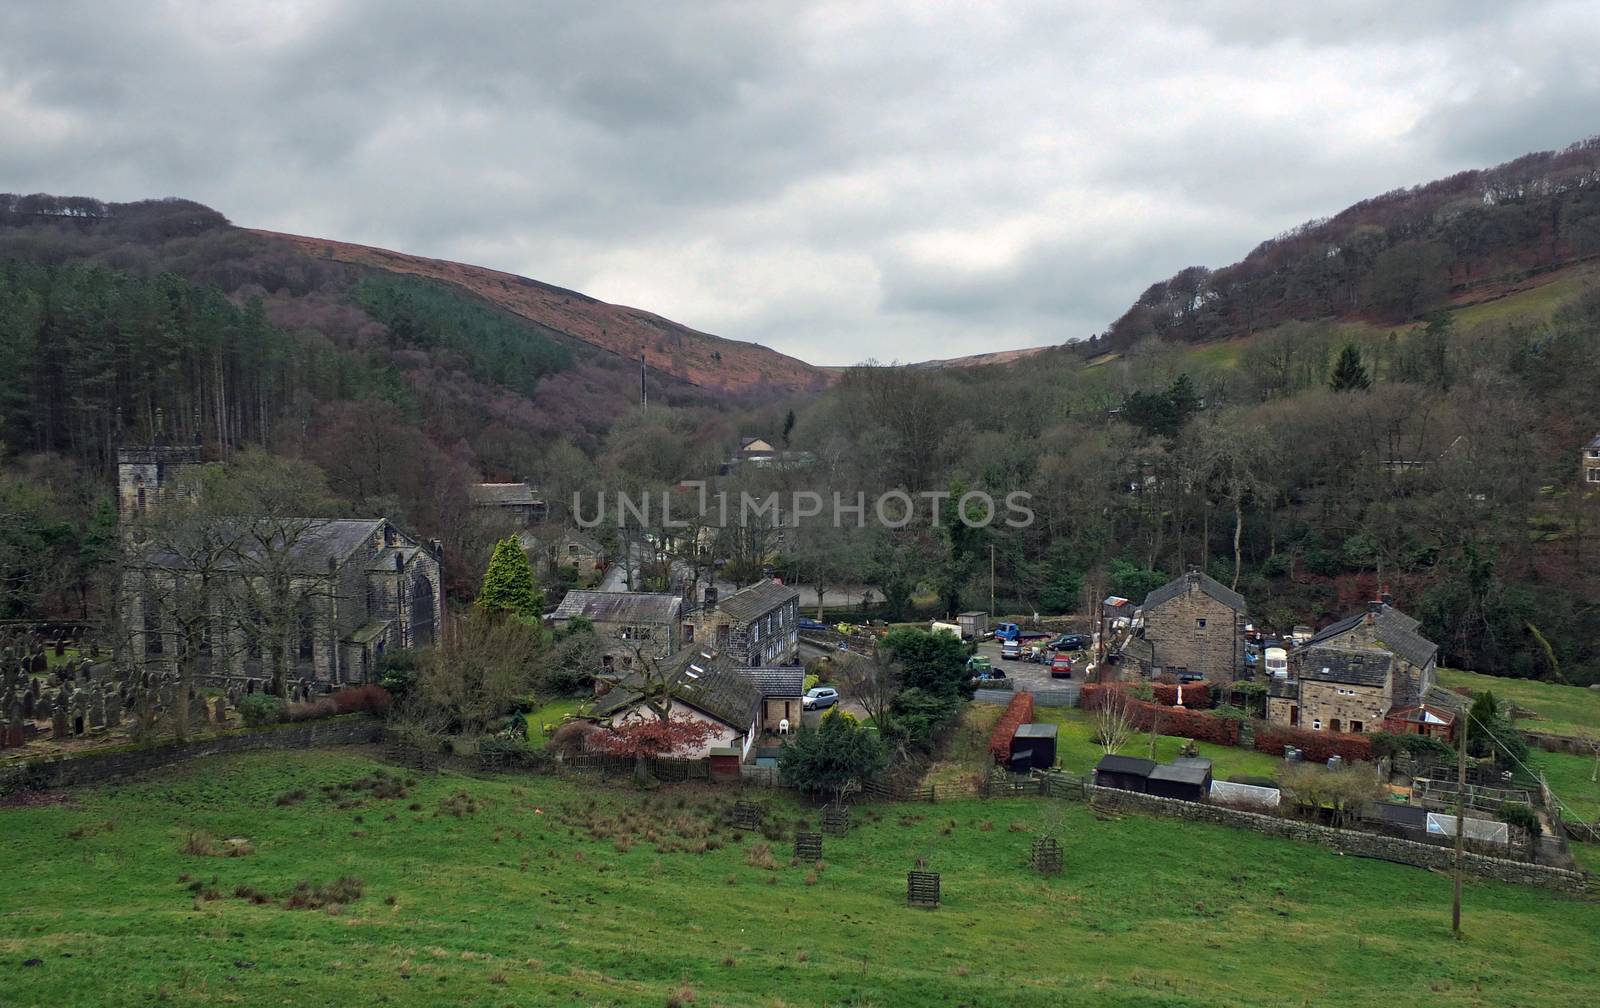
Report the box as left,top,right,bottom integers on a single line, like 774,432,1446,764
0,1,1596,365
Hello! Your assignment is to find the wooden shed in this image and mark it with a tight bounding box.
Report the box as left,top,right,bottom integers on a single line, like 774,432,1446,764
1009,723,1059,772
1145,757,1213,801
1092,754,1156,793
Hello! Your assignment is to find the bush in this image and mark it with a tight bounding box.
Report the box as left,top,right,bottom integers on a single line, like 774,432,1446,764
331,684,392,717
284,698,338,722
1368,731,1455,763
1079,684,1239,747
237,694,285,728
1148,681,1212,709
1254,723,1372,764
1497,802,1540,835
987,692,1036,764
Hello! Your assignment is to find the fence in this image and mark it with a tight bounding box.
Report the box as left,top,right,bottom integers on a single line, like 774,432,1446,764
560,753,710,780
1032,687,1080,707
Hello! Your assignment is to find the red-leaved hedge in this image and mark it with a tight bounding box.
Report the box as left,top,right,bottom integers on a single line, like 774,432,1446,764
1149,681,1212,709
332,684,393,717
1079,684,1238,747
1252,723,1371,763
988,691,1036,764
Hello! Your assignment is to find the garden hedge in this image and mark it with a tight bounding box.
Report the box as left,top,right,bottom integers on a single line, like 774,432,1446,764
988,691,1036,764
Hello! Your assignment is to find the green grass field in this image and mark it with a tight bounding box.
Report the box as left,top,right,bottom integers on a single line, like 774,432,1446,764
1532,749,1600,824
1435,668,1600,740
6,749,1591,1007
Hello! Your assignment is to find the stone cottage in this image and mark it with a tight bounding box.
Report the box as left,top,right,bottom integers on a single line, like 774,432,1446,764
469,482,546,526
1128,570,1247,682
681,580,800,668
549,590,683,659
1267,646,1395,734
119,441,443,688
1297,598,1438,709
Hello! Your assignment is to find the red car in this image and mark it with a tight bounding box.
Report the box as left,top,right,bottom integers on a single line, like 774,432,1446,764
1050,653,1073,679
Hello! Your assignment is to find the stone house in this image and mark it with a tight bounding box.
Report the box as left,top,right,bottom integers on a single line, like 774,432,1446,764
468,482,546,526
738,665,806,738
553,532,605,577
588,646,763,760
119,443,443,688
549,590,682,659
1297,598,1438,710
682,580,800,668
1584,434,1600,486
1268,646,1395,734
1130,570,1247,682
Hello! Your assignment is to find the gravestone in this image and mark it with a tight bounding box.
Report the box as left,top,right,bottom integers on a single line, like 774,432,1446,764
51,689,69,740
22,687,34,720
87,688,105,730
36,693,51,723
105,687,121,728
5,701,22,747
213,696,228,724
72,688,87,736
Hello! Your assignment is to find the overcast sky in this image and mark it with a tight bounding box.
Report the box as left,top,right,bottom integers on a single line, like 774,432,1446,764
3,2,1598,365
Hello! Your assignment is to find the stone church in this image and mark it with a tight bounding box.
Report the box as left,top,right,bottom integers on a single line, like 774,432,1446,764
118,439,443,688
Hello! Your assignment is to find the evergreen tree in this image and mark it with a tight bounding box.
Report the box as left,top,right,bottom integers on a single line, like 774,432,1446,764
778,709,888,803
477,537,544,622
1329,343,1372,391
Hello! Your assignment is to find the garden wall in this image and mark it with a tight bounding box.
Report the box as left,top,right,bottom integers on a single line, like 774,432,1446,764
1086,786,1589,894
0,716,384,793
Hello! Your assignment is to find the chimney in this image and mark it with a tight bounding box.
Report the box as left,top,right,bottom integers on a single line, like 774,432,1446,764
428,538,442,559
1379,591,1393,608
1186,567,1201,588
705,584,719,608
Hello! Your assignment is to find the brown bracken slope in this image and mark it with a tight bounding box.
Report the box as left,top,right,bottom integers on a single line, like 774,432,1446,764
254,230,830,396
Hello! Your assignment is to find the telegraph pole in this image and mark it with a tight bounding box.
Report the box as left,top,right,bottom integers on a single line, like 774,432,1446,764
990,543,996,616
1452,714,1470,934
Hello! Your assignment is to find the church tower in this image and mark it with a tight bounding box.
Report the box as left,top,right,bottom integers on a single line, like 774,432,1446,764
116,410,203,525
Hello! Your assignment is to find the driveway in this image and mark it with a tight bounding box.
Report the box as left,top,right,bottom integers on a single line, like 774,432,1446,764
973,638,1089,692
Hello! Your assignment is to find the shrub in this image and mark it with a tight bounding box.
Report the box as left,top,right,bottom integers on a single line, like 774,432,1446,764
1368,731,1455,763
987,692,1036,764
1254,723,1372,763
331,684,393,716
1079,685,1239,746
285,698,338,722
1148,681,1212,709
1497,802,1540,835
237,694,285,728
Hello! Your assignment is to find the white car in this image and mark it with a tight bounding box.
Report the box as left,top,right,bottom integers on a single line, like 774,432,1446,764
803,686,839,710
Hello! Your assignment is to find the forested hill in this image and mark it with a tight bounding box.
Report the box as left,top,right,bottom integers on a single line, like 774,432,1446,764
257,230,827,396
1092,136,1600,353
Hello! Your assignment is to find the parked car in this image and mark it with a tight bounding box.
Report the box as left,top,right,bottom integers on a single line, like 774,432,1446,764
966,655,993,675
1000,641,1023,661
1049,633,1089,652
1025,647,1050,664
798,618,829,632
1050,653,1073,679
802,686,839,710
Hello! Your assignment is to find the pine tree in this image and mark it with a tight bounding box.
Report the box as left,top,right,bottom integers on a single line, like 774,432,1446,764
477,537,544,622
1329,343,1372,391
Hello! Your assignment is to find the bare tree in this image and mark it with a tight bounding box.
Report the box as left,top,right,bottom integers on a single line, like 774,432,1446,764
836,650,901,729
1092,688,1137,755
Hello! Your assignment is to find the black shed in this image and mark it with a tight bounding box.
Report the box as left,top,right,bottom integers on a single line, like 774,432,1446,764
1145,757,1213,801
1009,723,1059,772
1092,754,1156,793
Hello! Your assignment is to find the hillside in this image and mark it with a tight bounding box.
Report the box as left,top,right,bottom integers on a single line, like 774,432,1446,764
1091,135,1600,354
256,230,828,396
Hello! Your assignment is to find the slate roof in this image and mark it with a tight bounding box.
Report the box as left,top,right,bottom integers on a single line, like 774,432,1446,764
1298,646,1395,688
1302,604,1437,669
1095,754,1156,777
551,590,681,625
738,666,805,699
136,517,404,575
1141,571,1246,614
592,646,762,730
469,482,540,507
1588,433,1600,451
717,580,799,623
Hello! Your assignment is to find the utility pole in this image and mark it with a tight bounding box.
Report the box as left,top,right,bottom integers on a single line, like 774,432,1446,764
989,543,996,616
640,354,647,412
1452,713,1470,934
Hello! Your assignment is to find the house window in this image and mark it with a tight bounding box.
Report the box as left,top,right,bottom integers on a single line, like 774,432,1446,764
1588,467,1600,483
1289,705,1299,727
1312,719,1322,731
684,624,694,643
1330,719,1342,733
1351,720,1363,733
1195,618,1207,629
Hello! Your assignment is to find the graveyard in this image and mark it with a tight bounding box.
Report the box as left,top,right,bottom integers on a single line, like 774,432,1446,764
0,747,1596,1007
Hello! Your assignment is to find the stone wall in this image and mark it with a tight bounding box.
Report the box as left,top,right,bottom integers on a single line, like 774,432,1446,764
0,716,383,793
1298,679,1388,734
1087,785,1589,893
1141,588,1242,682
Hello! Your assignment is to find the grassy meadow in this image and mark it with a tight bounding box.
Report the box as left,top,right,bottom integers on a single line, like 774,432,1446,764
0,749,1595,1007
1435,668,1600,740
